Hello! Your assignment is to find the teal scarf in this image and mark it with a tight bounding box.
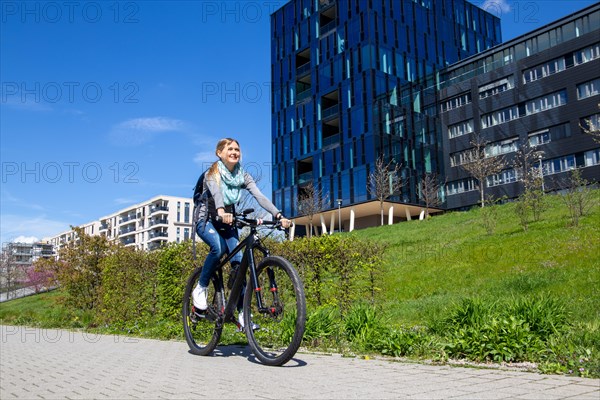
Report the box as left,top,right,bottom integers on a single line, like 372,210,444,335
217,160,245,206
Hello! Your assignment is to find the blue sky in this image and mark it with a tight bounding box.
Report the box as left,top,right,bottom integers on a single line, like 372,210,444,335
1,0,597,244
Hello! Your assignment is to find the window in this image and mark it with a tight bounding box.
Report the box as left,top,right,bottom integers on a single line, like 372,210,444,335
522,57,566,84
542,155,576,175
577,78,600,100
580,113,600,133
184,203,190,223
485,137,519,157
585,149,600,167
525,90,567,116
529,129,551,146
446,178,477,195
481,106,519,129
486,169,518,187
573,42,600,65
479,76,514,99
441,92,472,112
449,149,472,167
448,119,474,139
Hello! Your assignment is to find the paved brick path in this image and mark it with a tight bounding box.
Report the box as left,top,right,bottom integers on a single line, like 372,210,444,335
1,325,599,399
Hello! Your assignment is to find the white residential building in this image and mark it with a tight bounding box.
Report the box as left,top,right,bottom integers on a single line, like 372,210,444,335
45,195,195,252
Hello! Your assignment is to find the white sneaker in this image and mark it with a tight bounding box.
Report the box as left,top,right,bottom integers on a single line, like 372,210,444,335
238,311,260,331
192,284,208,310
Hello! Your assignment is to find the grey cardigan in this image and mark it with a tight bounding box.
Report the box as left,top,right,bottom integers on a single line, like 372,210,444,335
194,171,281,225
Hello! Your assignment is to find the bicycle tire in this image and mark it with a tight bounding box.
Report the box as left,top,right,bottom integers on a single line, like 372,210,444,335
244,256,306,366
182,267,223,355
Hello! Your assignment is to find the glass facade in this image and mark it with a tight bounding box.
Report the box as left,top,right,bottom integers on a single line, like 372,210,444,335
271,0,501,217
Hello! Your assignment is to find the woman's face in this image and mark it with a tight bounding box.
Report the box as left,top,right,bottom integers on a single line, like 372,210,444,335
217,141,241,170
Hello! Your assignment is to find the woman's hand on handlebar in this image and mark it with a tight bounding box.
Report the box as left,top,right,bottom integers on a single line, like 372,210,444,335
217,208,234,225
276,213,292,229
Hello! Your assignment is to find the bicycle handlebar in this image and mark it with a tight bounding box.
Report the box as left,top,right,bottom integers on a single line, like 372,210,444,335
215,212,284,229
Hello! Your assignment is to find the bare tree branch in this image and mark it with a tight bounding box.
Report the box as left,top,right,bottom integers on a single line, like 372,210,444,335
368,156,405,225
418,172,442,218
297,182,327,237
580,103,600,144
460,133,506,207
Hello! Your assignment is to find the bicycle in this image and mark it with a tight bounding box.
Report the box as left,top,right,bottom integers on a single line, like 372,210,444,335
182,209,306,366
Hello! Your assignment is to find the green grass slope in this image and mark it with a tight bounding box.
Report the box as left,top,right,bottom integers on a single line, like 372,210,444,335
352,191,600,327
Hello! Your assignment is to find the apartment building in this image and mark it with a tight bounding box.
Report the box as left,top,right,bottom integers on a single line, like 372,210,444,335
1,241,55,267
270,0,501,232
45,195,195,252
438,4,600,208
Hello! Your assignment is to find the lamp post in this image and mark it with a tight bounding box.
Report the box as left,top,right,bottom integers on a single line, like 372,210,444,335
336,199,342,232
537,151,545,193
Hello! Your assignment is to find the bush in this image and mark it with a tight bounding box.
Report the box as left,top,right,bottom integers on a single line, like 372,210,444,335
156,241,198,322
99,246,160,326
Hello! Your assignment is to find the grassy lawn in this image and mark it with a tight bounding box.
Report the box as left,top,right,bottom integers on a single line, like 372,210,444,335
352,191,600,326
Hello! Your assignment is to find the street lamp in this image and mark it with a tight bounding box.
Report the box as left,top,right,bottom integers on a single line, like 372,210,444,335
536,151,545,193
336,199,342,232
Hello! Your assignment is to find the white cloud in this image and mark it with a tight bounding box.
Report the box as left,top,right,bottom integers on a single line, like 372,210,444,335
109,116,186,146
0,214,70,245
13,235,39,244
480,0,511,16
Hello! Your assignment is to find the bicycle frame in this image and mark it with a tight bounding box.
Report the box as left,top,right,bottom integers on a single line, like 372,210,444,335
209,219,277,327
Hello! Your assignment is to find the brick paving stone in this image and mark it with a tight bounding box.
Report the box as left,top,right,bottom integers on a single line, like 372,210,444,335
1,325,599,400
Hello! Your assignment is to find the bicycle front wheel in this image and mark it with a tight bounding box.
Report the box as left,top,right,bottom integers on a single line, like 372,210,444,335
244,256,306,366
182,267,223,356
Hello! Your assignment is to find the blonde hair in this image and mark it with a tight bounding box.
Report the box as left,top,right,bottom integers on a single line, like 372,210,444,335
207,138,240,183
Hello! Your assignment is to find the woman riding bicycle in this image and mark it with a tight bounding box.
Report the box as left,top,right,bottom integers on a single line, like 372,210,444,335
192,138,291,328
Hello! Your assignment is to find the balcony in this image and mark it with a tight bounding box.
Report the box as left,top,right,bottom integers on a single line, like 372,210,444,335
120,237,135,246
297,62,311,77
322,104,339,120
319,0,335,11
319,20,336,36
297,88,312,103
119,227,137,236
149,218,168,227
150,206,169,214
323,132,340,148
99,223,109,231
149,231,168,239
298,171,313,184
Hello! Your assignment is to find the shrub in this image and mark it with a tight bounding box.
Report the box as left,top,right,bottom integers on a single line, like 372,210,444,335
156,241,198,322
99,246,160,325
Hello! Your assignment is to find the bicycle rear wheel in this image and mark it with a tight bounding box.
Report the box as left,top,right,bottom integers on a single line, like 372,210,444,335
244,256,306,366
182,267,223,355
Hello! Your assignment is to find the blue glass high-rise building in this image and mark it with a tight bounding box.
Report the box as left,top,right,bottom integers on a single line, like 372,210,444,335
271,0,501,230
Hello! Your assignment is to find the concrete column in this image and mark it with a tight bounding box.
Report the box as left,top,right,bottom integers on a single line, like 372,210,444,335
320,214,327,235
405,208,412,221
388,206,394,225
329,213,335,234
289,222,295,241
349,208,355,232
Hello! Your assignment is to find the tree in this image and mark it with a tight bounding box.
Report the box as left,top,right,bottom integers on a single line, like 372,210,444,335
460,133,506,207
559,168,595,227
418,172,443,218
368,156,405,225
47,227,114,310
297,182,327,237
0,245,25,300
580,103,600,144
514,140,546,223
